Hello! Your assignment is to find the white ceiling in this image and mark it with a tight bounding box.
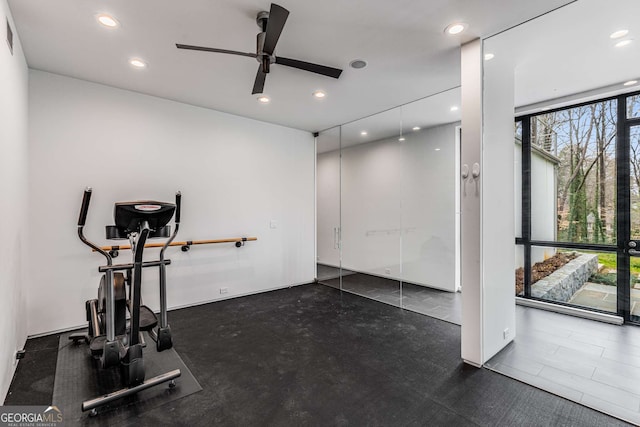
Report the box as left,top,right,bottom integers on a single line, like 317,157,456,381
316,0,640,153
317,87,461,153
8,0,574,132
486,0,640,113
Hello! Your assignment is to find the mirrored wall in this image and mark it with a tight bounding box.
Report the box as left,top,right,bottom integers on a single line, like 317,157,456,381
316,88,462,323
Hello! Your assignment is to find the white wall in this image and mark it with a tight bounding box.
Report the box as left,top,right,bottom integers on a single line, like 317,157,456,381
317,122,458,291
27,70,315,336
0,0,28,403
530,148,557,261
400,124,458,290
341,138,402,278
514,145,558,268
316,149,340,267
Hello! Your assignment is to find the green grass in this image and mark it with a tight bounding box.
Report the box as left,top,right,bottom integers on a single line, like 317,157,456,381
562,250,640,277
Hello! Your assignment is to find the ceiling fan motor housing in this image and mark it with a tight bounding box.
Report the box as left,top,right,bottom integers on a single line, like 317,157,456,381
256,26,275,73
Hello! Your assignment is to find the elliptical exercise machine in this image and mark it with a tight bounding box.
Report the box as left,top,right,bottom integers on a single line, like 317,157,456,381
71,188,182,415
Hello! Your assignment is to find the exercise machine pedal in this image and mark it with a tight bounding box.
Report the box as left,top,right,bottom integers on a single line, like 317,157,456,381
138,305,158,331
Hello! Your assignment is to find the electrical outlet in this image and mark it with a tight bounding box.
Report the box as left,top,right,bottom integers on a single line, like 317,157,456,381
14,349,25,365
503,328,510,339
220,287,228,295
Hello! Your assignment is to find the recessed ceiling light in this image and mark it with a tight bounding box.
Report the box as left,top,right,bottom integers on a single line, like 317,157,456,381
257,95,270,103
624,80,638,86
129,58,147,68
312,90,326,99
445,22,466,35
615,39,633,48
360,131,367,136
435,148,441,151
350,59,367,69
398,137,405,142
450,106,459,112
97,14,119,28
412,126,421,131
610,29,629,39
484,53,495,61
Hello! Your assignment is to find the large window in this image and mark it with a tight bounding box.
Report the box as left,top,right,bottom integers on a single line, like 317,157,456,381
531,100,617,245
516,91,640,323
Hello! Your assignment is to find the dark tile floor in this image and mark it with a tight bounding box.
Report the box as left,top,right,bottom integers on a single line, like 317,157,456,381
318,264,462,324
6,284,629,426
486,305,640,425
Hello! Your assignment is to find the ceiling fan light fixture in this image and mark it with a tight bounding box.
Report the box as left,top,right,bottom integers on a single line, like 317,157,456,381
97,14,119,28
349,59,367,69
312,90,326,99
129,58,147,69
445,22,466,35
257,95,271,104
610,29,629,39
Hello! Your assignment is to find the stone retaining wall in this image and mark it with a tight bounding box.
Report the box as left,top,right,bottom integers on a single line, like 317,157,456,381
531,253,599,302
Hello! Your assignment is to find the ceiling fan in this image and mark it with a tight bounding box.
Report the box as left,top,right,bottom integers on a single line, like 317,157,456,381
176,3,343,95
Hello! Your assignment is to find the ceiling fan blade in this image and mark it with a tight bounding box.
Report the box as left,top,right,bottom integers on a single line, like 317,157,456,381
275,57,343,79
252,66,267,94
176,44,257,58
262,3,289,55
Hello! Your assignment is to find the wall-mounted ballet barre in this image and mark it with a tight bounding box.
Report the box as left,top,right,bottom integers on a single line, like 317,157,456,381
95,237,257,258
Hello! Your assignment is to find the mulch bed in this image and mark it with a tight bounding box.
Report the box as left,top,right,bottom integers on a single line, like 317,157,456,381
515,252,578,295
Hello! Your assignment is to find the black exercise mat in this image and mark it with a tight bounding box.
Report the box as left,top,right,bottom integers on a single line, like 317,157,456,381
53,331,202,424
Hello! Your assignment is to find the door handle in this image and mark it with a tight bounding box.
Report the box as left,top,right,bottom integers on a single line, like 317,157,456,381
630,249,640,256
629,241,637,248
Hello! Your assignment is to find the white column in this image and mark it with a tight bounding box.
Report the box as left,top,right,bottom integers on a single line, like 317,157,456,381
460,39,483,366
461,39,516,366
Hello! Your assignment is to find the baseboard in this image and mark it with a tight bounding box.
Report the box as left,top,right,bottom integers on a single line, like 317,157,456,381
27,281,315,339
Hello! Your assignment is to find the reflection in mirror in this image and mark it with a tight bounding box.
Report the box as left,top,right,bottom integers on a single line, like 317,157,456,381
316,88,462,322
398,91,462,323
316,126,341,288
340,107,403,307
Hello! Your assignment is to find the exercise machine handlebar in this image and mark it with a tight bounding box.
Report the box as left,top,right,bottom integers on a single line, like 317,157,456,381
77,187,113,265
175,191,181,224
78,188,92,227
160,192,181,259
